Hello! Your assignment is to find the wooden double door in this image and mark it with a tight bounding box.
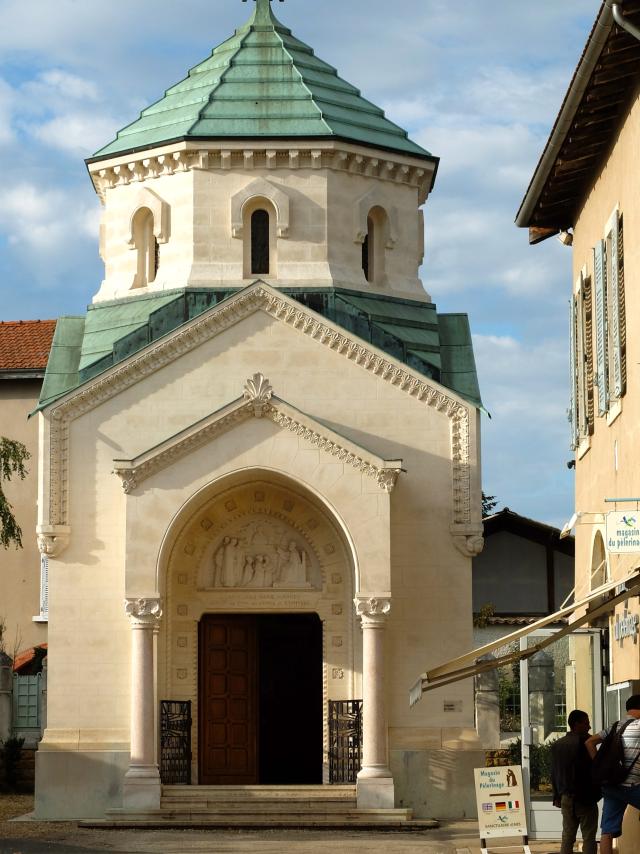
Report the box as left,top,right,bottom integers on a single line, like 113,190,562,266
199,613,323,785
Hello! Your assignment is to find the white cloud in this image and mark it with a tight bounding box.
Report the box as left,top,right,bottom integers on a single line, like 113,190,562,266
31,112,121,157
37,69,99,101
0,182,99,254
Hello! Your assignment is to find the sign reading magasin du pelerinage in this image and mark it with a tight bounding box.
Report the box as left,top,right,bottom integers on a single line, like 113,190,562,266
474,766,527,838
606,510,640,553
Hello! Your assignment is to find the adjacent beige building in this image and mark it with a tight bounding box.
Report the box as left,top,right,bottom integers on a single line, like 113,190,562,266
32,0,486,823
518,2,640,849
0,320,55,653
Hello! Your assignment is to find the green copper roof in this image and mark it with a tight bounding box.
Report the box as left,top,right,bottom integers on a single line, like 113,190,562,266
92,0,432,161
36,286,482,412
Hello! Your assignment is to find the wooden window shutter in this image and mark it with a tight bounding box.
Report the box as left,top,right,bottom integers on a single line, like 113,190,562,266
569,294,579,450
594,239,608,415
582,276,594,433
612,213,626,398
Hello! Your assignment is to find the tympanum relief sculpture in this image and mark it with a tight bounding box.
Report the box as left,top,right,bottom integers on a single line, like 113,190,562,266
198,518,319,590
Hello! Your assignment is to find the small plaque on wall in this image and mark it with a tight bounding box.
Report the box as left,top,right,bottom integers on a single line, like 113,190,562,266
443,699,463,713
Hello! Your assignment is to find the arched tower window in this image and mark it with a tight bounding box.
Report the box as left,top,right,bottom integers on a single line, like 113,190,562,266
251,209,270,275
361,206,388,286
132,207,158,288
242,197,277,279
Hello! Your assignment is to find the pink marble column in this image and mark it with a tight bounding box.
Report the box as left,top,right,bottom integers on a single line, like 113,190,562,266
355,596,395,809
123,598,162,811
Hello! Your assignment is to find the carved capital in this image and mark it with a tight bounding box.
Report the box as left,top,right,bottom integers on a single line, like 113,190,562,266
451,527,484,557
36,525,71,558
377,468,401,493
125,597,163,627
243,373,273,417
112,467,139,494
355,595,391,626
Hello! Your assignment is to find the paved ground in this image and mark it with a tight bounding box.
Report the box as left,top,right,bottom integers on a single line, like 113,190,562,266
0,796,560,854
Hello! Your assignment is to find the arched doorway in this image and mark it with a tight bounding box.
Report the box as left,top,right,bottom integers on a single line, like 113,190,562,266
158,471,358,785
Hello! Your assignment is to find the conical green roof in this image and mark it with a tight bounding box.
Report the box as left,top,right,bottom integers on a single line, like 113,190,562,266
92,0,431,160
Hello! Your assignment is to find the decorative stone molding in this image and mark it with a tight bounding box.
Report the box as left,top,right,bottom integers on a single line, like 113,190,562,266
42,283,471,539
124,597,163,627
126,186,170,246
243,372,273,417
230,178,290,239
354,189,399,249
89,143,433,205
36,525,71,558
112,373,403,495
354,595,391,625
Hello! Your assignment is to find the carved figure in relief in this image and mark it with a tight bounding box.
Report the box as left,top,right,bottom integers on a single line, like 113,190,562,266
215,537,242,587
204,518,315,589
276,540,307,587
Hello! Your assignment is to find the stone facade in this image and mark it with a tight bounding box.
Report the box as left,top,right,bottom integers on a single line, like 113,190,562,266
34,1,483,822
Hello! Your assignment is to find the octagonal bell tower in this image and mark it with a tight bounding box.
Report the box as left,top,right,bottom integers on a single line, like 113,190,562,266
87,0,438,304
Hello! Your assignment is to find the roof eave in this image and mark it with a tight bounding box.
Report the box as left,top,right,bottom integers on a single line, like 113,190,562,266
85,133,437,169
515,2,613,235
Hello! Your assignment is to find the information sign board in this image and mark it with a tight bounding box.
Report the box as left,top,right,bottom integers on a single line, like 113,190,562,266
606,510,640,553
474,765,527,839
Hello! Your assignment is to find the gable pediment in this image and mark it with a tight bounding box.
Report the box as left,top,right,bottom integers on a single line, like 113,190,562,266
112,373,403,495
39,283,479,559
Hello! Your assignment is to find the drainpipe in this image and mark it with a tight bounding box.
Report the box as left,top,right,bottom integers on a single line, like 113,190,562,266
608,0,640,42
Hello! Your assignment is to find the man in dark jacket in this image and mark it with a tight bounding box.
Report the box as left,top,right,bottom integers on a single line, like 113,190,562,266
551,709,600,854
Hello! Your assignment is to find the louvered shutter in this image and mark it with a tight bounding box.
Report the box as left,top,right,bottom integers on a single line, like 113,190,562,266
609,213,624,398
594,239,608,414
569,296,579,449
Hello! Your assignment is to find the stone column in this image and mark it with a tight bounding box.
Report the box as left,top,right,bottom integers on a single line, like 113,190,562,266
354,596,394,809
123,598,162,811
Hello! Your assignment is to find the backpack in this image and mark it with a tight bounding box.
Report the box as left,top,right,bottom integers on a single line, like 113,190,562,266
592,719,640,786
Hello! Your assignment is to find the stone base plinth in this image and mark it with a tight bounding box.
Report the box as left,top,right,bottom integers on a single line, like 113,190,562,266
356,774,395,809
123,765,161,811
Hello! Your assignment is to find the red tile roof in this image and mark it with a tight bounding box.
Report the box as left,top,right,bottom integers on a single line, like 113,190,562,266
0,320,56,371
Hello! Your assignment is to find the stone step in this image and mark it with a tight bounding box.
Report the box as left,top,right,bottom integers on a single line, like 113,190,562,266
161,784,357,806
160,798,357,815
162,784,356,800
82,807,419,829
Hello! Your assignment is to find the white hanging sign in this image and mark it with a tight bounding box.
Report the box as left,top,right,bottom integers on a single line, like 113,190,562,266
474,765,528,839
606,511,640,553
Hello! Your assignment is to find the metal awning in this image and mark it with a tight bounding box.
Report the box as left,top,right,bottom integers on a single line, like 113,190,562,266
409,569,640,706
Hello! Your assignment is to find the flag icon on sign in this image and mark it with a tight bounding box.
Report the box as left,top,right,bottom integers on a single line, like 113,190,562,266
508,800,519,809
482,803,493,812
495,802,507,811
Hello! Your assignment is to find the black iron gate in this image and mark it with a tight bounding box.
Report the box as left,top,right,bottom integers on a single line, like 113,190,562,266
328,699,362,783
160,700,192,785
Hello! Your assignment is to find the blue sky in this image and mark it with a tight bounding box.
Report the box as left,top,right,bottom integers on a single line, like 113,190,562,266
0,0,601,526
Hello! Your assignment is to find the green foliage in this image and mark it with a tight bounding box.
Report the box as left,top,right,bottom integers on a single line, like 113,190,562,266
504,738,553,792
473,602,495,628
0,736,25,791
0,437,30,549
482,492,498,517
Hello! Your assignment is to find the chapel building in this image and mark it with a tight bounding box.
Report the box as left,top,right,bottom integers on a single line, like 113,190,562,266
34,0,484,821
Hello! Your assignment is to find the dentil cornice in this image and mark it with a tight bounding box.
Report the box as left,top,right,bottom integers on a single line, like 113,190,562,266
88,142,432,204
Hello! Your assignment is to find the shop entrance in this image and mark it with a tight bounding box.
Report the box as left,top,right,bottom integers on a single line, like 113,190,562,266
198,613,323,785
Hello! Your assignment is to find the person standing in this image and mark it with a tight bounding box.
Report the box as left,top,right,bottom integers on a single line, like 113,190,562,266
586,694,640,854
551,709,600,854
